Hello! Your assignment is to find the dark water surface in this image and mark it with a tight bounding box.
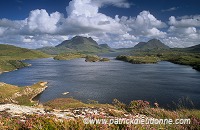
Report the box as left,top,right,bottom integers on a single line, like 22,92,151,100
0,57,200,109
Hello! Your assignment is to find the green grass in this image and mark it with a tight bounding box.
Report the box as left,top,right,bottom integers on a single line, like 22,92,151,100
116,55,159,64
0,82,47,106
54,53,110,62
44,98,114,110
117,49,200,71
53,53,86,60
85,55,110,62
0,60,29,72
0,83,20,101
0,44,49,73
85,55,101,62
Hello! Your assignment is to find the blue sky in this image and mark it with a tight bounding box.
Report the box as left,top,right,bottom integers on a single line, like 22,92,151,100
0,0,200,48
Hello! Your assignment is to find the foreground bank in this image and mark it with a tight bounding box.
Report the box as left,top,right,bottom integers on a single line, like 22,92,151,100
0,82,199,130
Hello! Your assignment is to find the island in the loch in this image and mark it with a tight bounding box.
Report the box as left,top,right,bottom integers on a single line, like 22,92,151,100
0,36,200,129
115,39,200,71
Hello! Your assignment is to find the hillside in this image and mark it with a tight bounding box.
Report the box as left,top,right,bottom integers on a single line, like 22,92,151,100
119,40,200,71
37,36,113,54
0,44,49,73
37,46,74,55
0,44,49,60
133,39,170,50
172,44,200,53
186,44,200,52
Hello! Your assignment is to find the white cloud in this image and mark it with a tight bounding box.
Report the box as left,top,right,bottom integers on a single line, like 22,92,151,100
168,26,197,35
116,11,167,38
63,0,127,35
66,0,98,17
0,0,199,48
162,7,178,12
0,27,6,36
165,15,200,48
169,16,200,27
27,9,62,34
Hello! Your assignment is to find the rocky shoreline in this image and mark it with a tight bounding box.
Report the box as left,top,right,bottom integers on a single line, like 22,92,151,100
0,81,48,105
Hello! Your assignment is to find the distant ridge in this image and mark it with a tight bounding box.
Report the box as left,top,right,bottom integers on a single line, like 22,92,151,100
133,39,170,50
182,44,200,53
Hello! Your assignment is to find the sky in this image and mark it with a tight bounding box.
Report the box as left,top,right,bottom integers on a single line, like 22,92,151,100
0,0,200,48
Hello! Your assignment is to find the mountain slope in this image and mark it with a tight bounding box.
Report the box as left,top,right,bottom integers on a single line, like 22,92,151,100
37,36,113,54
57,36,102,53
0,44,49,60
133,39,170,50
0,44,49,73
182,44,200,53
56,36,99,48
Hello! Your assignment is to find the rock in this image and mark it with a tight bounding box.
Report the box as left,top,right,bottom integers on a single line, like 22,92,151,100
62,92,69,95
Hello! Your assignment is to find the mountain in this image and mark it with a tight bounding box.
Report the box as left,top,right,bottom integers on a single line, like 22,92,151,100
99,44,115,52
99,44,110,49
56,36,98,48
38,36,113,54
133,39,170,50
56,36,102,53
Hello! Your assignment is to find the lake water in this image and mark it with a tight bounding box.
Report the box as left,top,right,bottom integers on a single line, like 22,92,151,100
0,57,200,109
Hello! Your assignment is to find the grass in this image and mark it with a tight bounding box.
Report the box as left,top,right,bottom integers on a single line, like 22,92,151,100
0,97,199,129
116,55,159,64
44,98,87,109
85,55,110,62
44,98,115,110
85,55,101,62
0,60,29,72
0,83,20,101
0,82,47,106
0,44,49,73
0,81,199,130
53,53,86,60
117,50,200,71
53,53,110,62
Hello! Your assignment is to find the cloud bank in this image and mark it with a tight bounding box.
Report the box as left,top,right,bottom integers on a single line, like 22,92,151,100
0,0,199,48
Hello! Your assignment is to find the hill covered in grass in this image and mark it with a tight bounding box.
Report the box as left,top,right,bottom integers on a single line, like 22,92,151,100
0,44,49,73
133,39,170,50
172,44,200,53
0,44,49,60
